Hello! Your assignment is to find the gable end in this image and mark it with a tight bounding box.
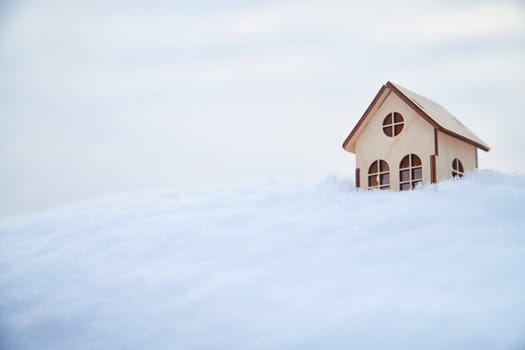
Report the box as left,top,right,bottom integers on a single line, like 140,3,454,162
342,84,388,153
386,82,490,152
342,82,490,154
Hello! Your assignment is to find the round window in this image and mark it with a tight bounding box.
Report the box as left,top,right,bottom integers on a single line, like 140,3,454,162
382,112,404,137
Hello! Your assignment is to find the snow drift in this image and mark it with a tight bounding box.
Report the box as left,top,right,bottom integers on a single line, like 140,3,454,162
1,170,524,350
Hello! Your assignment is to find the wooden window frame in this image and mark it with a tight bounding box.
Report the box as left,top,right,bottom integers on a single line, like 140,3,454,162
452,158,464,178
382,112,404,137
399,154,423,190
368,160,390,190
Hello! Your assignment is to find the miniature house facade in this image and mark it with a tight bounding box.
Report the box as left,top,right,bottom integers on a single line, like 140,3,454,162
342,82,490,191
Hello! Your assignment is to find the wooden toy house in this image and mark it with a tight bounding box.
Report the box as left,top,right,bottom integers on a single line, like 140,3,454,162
342,81,490,191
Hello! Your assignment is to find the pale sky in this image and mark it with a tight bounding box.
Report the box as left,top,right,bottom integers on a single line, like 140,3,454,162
1,0,524,217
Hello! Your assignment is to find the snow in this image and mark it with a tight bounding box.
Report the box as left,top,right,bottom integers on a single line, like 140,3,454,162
1,170,525,350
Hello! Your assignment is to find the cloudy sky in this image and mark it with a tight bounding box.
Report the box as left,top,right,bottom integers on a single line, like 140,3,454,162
1,0,524,217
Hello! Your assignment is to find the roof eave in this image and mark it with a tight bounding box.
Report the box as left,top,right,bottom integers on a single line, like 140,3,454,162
342,84,388,153
439,128,491,152
386,81,490,152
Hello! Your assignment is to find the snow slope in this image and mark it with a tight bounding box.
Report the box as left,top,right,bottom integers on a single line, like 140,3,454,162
1,170,524,350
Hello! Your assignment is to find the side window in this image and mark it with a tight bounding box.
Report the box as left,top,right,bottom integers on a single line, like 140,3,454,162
382,112,404,137
368,160,390,190
399,154,422,190
452,158,464,178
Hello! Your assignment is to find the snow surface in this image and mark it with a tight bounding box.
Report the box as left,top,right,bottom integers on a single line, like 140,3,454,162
1,170,525,350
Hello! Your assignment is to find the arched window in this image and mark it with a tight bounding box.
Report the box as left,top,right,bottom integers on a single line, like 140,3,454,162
452,158,464,178
382,112,404,137
399,154,422,190
368,160,390,190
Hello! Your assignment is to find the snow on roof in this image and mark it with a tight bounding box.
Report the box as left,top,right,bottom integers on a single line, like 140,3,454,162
387,82,490,151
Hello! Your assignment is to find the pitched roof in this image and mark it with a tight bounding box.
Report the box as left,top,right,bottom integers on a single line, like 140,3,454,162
342,81,490,153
